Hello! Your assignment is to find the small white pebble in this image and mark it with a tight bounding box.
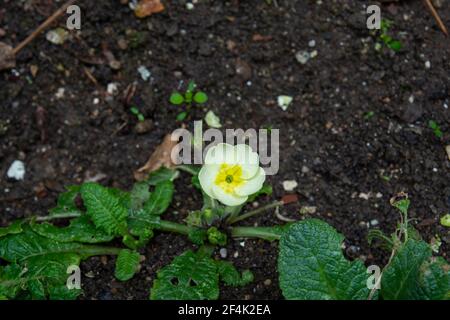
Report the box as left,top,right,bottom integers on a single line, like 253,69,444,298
7,160,26,181
277,95,293,111
359,192,370,200
55,87,65,99
370,219,379,226
107,83,119,95
219,248,227,259
239,241,246,247
186,3,194,10
308,40,316,47
408,95,414,104
425,61,431,69
93,98,100,105
283,180,298,191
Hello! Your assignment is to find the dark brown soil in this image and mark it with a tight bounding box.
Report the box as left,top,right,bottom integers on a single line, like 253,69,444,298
1,0,449,300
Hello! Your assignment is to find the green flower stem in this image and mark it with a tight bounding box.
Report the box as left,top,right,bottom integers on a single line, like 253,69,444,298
157,220,192,235
157,220,283,242
35,212,82,222
74,246,123,256
227,201,284,225
230,226,282,241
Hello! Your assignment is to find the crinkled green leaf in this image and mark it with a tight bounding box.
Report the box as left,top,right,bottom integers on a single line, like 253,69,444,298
147,167,179,186
48,285,81,300
188,228,207,245
381,239,450,300
0,227,82,262
49,185,83,216
80,183,128,236
25,253,80,299
31,215,114,244
150,250,219,300
0,220,24,238
130,182,151,211
0,264,25,298
278,219,370,300
143,181,174,216
216,261,254,287
115,249,141,282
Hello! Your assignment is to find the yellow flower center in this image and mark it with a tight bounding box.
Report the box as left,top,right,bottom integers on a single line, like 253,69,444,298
215,164,244,194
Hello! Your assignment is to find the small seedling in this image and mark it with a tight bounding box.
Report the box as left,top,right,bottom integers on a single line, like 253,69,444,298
428,120,443,139
364,111,375,120
130,106,145,122
375,19,402,52
170,81,208,121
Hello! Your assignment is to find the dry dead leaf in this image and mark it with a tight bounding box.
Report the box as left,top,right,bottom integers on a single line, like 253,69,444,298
135,0,165,18
134,134,177,181
0,42,16,71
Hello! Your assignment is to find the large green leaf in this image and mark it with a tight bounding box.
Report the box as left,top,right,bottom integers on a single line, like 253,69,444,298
150,250,219,300
25,253,81,299
115,249,141,281
381,240,450,300
30,215,114,244
0,227,82,262
0,220,24,238
278,219,370,300
150,249,253,300
80,183,128,236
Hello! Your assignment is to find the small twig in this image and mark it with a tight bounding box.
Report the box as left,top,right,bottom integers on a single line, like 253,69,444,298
423,0,448,36
13,0,77,55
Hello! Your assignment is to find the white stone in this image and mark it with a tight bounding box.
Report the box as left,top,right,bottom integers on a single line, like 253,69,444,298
277,95,293,111
186,3,194,10
137,66,151,81
283,180,298,191
107,83,119,95
7,160,25,180
219,248,227,258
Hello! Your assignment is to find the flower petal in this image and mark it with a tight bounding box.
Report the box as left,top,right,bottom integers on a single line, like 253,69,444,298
235,168,266,197
204,143,236,165
212,184,248,206
235,144,260,179
198,164,220,199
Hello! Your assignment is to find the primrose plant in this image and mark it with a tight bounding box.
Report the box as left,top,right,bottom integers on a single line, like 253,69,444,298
170,81,208,121
0,144,448,300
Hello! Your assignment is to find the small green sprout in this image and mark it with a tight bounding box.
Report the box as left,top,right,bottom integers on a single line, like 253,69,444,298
130,106,145,122
364,111,375,120
376,19,402,52
428,120,443,139
170,81,208,121
440,214,450,227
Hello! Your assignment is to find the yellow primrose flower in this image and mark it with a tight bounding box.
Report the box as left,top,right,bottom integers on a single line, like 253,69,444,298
199,143,266,206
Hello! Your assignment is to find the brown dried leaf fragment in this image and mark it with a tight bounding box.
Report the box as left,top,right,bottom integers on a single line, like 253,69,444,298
0,42,16,71
135,0,165,18
134,134,177,181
